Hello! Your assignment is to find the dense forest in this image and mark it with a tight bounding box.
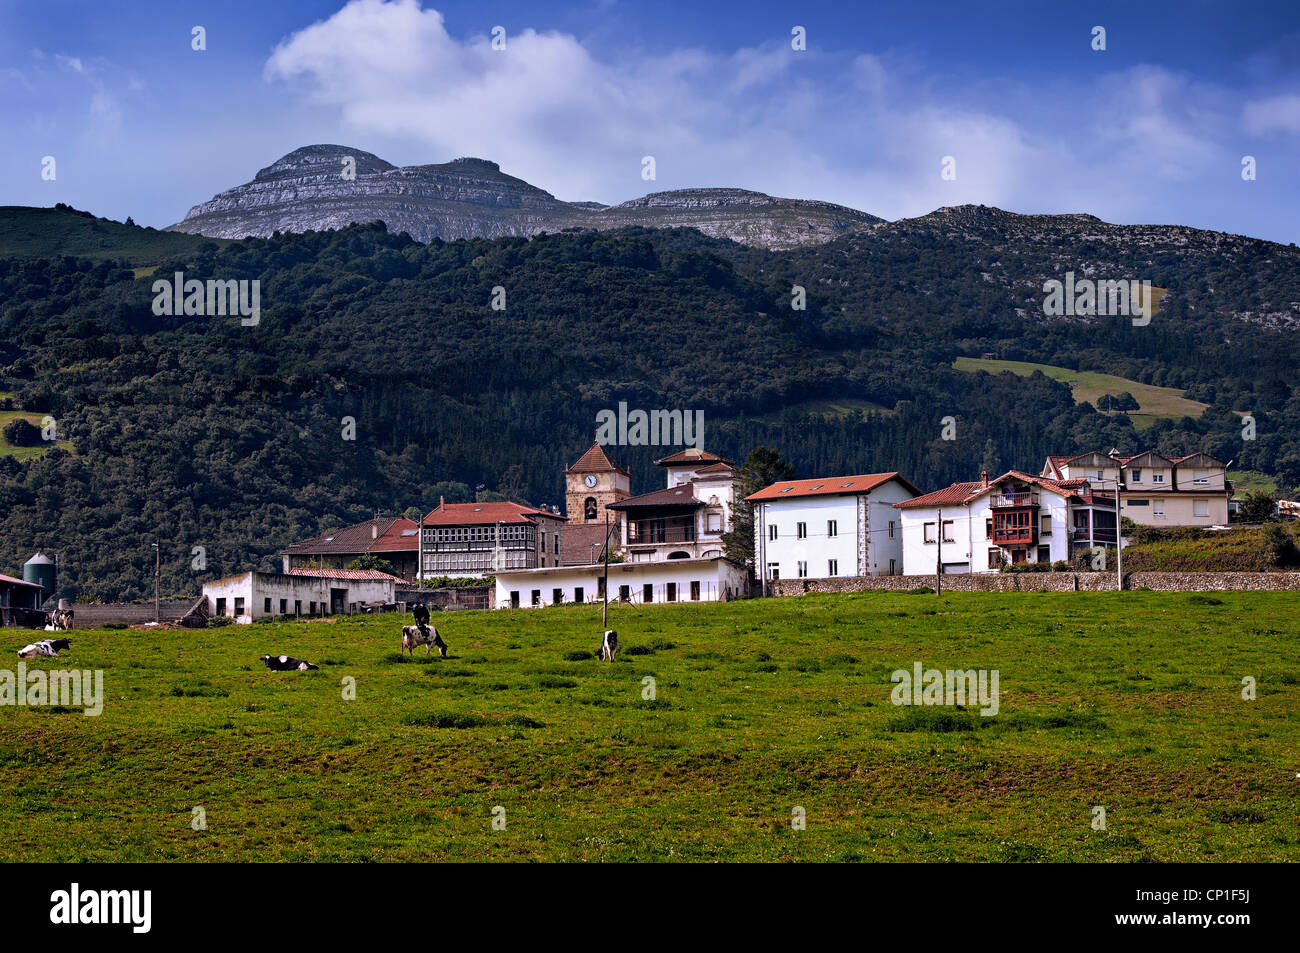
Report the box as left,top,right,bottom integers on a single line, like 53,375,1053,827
1,206,1298,599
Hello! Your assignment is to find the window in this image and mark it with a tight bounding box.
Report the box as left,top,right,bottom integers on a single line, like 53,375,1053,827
1152,470,1165,484
1095,469,1104,481
1131,468,1142,482
828,559,838,577
555,536,559,555
574,586,584,603
707,512,722,533
309,602,316,614
827,520,838,538
619,585,630,601
769,525,778,541
942,520,955,543
643,583,654,603
584,497,597,520
1153,500,1164,517
987,549,1000,570
1194,469,1209,484
1128,499,1149,507
666,582,677,602
767,563,780,580
234,597,244,616
1037,545,1051,563
264,597,272,613
1194,500,1209,517
1041,515,1052,537
924,522,936,543
597,578,606,597
279,598,287,615
294,600,301,616
797,522,807,539
531,589,541,606
985,518,993,539
690,580,701,601
553,588,564,604
888,559,896,575
888,520,895,539
216,598,226,617
797,561,808,578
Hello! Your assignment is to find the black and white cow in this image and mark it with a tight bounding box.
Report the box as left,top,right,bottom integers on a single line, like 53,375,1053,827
596,629,618,662
17,637,71,659
260,654,319,671
410,603,431,627
401,624,448,658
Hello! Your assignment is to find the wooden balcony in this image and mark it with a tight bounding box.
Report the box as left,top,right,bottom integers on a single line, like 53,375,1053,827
627,519,696,544
1071,526,1117,543
990,491,1039,508
992,527,1036,545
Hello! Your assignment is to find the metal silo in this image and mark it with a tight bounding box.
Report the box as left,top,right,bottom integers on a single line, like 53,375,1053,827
23,552,56,601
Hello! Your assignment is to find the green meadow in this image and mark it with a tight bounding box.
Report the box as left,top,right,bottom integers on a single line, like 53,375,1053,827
1,590,1297,862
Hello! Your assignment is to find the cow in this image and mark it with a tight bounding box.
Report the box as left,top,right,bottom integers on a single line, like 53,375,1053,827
596,629,618,662
260,654,319,671
17,638,71,659
48,607,74,631
401,624,448,658
411,603,431,627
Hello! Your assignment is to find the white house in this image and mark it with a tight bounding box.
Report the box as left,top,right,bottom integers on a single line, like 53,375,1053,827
201,569,398,623
493,556,749,609
608,448,739,563
746,472,921,584
894,470,1120,574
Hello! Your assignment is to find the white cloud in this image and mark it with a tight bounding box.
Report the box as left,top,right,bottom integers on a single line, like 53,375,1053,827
1243,93,1300,135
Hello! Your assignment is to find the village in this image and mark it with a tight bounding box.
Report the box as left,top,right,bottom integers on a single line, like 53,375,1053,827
2,437,1259,630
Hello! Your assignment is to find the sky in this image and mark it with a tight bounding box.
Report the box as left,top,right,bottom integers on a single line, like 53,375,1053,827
2,0,1299,244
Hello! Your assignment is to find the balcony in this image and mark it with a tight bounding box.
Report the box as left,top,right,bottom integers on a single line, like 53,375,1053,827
627,519,696,544
992,527,1036,545
1071,526,1117,543
990,491,1039,508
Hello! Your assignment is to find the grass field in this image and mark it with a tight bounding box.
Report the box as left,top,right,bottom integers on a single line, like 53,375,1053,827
1,590,1297,862
953,357,1209,430
0,396,74,461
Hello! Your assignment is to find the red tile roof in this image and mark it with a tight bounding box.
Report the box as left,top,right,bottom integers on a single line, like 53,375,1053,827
565,442,629,476
694,462,736,475
286,568,404,581
608,485,705,509
896,470,1097,509
746,472,920,502
282,517,418,556
423,501,566,526
654,448,734,467
0,572,43,588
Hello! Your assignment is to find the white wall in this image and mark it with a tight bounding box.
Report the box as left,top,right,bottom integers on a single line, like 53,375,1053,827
202,572,395,623
760,495,860,580
495,559,747,609
898,489,1072,575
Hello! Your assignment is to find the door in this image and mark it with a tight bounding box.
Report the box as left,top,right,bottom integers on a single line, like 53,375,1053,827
330,588,347,614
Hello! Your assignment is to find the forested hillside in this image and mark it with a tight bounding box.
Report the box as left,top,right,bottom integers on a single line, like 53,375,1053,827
1,205,1297,599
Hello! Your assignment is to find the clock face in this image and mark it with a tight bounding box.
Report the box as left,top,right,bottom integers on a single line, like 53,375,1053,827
584,475,597,488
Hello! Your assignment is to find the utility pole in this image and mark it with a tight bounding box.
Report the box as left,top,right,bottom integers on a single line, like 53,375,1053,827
417,509,425,585
935,507,943,596
758,502,767,598
602,511,611,629
1114,478,1124,592
152,542,160,623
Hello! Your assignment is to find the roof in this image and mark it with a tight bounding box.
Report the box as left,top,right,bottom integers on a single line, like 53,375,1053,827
286,568,403,581
560,523,616,565
608,485,705,510
423,501,566,526
282,516,419,556
894,470,1094,509
654,447,734,467
694,462,736,476
746,472,920,503
565,441,629,476
0,572,43,589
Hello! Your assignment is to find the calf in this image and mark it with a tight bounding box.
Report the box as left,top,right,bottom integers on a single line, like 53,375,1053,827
17,638,71,659
596,629,618,662
401,624,448,658
260,654,319,671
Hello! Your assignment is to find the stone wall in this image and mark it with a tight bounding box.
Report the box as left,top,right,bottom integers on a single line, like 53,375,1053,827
395,587,491,610
771,571,1300,596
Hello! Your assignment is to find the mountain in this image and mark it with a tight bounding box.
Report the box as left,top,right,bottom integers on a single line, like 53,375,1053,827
167,145,882,249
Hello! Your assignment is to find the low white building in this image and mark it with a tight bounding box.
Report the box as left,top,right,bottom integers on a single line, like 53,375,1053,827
493,556,749,609
202,569,399,623
746,472,921,584
894,470,1119,574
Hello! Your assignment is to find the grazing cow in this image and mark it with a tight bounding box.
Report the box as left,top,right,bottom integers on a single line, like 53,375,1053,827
17,637,71,659
260,654,318,671
596,629,618,662
48,607,75,631
401,624,448,658
411,603,431,627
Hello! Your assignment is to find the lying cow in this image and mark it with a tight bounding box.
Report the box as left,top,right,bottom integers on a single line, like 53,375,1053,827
260,654,319,671
17,637,71,659
596,629,618,662
401,624,448,658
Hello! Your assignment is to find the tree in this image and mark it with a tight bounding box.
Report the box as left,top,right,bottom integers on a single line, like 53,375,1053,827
346,554,400,577
1238,490,1275,524
723,446,796,569
1,418,41,447
403,506,424,523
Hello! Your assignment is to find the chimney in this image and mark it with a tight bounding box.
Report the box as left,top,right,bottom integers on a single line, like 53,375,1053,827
981,470,989,488
439,495,445,508
371,521,378,539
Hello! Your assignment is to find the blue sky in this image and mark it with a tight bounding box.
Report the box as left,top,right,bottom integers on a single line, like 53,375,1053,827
3,0,1299,243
